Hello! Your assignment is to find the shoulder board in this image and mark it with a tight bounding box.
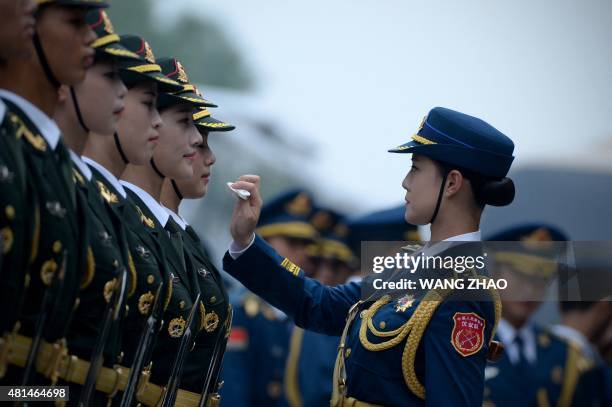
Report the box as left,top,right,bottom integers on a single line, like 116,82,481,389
9,113,47,152
72,168,86,186
96,180,119,204
134,205,155,229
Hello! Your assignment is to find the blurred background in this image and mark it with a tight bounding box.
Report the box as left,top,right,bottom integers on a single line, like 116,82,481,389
108,0,612,261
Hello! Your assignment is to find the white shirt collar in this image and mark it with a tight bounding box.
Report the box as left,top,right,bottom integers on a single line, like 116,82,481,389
82,156,127,198
0,89,61,150
120,180,169,226
497,318,537,364
69,150,92,181
0,99,6,123
444,230,481,242
163,206,188,230
423,230,482,256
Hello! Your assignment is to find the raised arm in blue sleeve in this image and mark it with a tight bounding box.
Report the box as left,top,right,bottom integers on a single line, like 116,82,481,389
223,235,360,336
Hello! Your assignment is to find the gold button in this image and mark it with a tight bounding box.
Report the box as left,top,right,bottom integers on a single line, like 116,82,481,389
379,321,386,329
112,259,119,268
360,310,367,318
179,300,186,309
5,206,15,220
345,348,351,357
147,274,154,284
210,296,217,304
52,241,62,253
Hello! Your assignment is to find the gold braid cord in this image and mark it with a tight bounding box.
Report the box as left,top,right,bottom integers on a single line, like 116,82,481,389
164,276,173,311
358,276,502,400
80,246,95,289
127,253,137,297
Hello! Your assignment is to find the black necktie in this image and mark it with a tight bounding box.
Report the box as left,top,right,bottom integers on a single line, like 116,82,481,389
514,335,530,373
165,217,186,271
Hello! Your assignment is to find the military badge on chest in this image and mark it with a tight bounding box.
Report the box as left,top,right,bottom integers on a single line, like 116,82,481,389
197,267,208,278
46,201,66,218
138,291,155,314
0,166,14,183
451,312,485,357
168,316,187,338
135,245,150,260
395,294,415,312
199,302,219,333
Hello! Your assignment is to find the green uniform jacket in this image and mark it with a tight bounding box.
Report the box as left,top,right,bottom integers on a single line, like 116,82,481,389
63,163,133,405
87,170,169,377
3,99,87,344
0,103,38,335
116,183,200,388
177,223,230,392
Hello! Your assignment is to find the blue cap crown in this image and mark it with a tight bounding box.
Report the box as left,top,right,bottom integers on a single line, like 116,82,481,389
390,107,515,178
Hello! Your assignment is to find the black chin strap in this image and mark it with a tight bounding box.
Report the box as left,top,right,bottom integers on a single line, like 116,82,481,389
69,86,90,133
171,180,184,200
150,158,165,178
429,169,449,225
32,31,60,89
113,132,129,164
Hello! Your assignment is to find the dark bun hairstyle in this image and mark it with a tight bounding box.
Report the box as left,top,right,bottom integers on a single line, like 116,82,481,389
437,162,515,207
478,177,515,206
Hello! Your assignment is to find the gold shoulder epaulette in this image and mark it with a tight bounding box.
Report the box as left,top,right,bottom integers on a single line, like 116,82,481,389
96,180,119,204
135,205,155,228
72,168,85,186
9,113,46,152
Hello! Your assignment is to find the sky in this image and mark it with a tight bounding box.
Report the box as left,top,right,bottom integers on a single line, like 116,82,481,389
155,0,612,211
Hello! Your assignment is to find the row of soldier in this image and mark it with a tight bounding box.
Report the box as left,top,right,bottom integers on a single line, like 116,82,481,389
0,0,233,405
0,0,610,406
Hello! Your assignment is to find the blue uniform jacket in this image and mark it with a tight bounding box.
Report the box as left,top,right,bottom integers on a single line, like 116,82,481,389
484,326,602,407
221,291,291,406
223,235,498,407
284,327,339,407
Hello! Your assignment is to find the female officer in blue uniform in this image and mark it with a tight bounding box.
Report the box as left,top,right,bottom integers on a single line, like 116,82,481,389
224,106,515,406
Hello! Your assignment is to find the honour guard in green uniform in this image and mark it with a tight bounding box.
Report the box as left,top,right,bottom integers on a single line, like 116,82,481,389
118,53,221,406
79,33,184,404
52,9,143,404
0,0,105,387
159,91,236,406
0,0,38,340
